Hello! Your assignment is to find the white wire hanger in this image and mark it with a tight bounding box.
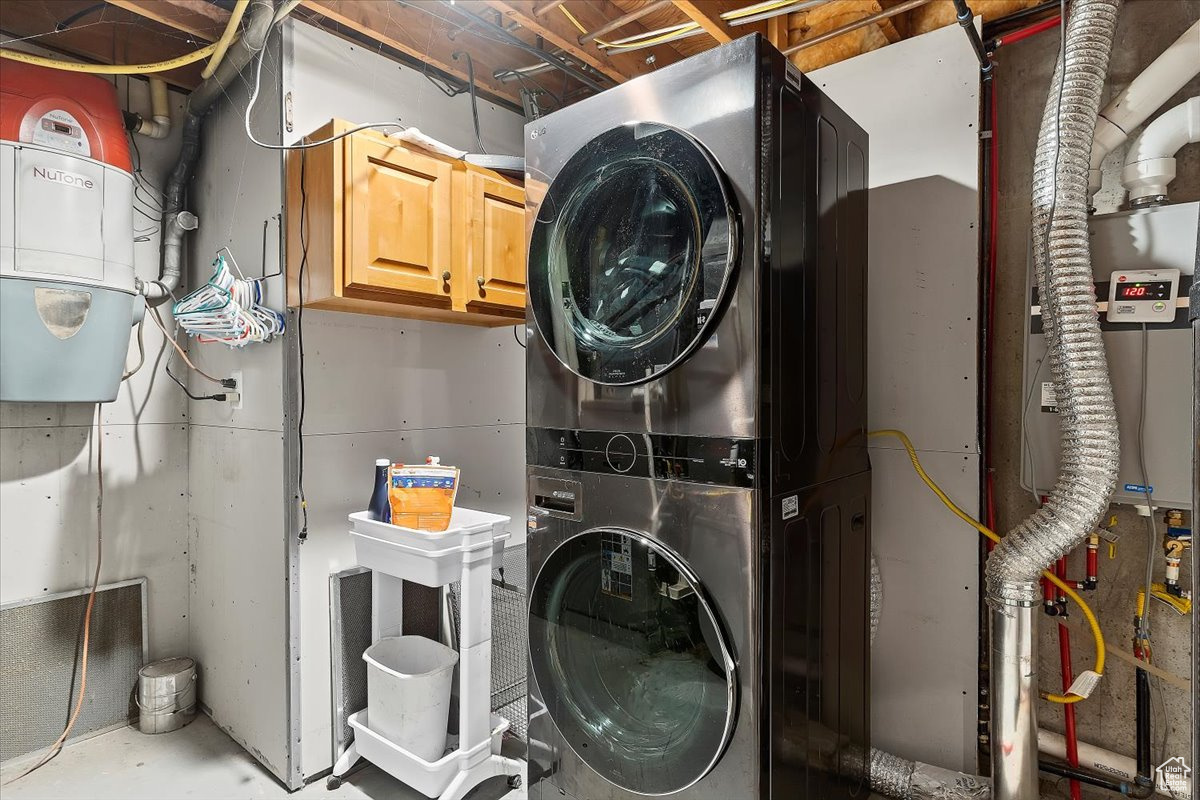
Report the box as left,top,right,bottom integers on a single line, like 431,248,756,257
172,248,285,348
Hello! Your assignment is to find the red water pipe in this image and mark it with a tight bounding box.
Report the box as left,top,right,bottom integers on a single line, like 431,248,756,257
991,14,1062,50
1059,623,1082,800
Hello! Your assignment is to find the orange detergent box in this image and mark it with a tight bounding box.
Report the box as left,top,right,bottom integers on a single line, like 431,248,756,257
387,457,459,532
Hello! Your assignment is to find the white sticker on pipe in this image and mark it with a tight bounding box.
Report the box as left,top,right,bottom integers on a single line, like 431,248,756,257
1067,669,1102,698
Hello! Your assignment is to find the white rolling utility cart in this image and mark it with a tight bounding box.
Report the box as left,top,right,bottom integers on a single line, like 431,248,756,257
331,508,523,799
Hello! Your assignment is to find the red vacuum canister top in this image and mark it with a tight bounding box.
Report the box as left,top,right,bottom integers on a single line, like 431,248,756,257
0,59,132,172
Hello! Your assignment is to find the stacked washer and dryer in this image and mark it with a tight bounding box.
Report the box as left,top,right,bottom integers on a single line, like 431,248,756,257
524,36,872,800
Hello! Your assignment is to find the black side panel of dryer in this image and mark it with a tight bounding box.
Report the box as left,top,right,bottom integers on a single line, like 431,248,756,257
766,472,871,800
767,76,870,497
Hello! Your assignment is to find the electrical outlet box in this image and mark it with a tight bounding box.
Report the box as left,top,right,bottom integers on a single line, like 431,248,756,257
228,370,243,411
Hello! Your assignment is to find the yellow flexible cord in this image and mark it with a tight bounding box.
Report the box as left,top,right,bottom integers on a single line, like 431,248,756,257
201,0,249,79
559,5,699,49
869,429,1106,704
1137,585,1192,616
562,0,801,51
0,44,221,74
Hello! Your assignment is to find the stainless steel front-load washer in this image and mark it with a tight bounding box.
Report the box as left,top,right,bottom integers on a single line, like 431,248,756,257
525,35,871,800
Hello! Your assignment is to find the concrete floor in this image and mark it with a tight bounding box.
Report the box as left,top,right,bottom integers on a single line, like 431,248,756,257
0,715,526,800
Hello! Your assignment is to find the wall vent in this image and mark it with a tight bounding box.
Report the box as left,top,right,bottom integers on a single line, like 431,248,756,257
0,578,147,764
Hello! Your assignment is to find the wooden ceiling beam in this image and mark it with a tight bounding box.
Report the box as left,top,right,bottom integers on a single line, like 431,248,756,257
296,0,523,107
670,0,735,43
481,0,680,83
103,0,231,42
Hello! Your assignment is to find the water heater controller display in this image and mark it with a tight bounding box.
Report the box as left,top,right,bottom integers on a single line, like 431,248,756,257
1106,269,1179,323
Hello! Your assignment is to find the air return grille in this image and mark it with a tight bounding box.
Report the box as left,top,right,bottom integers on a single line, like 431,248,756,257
0,579,147,764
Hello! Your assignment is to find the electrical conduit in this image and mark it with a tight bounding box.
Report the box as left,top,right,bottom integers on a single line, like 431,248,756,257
986,1,1122,798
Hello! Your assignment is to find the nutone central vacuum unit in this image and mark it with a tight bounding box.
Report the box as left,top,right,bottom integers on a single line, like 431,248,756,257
523,35,871,800
0,60,139,403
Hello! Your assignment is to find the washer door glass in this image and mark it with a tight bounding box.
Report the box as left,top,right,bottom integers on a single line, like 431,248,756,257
529,123,738,385
529,529,737,795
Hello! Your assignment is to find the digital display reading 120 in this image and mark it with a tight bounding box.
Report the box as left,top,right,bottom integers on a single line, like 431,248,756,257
1115,281,1171,300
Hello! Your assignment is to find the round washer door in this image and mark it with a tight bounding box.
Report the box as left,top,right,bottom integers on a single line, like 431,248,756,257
528,529,737,795
528,123,739,386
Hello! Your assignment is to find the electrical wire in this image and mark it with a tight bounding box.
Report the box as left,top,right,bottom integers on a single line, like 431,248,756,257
165,361,227,401
122,318,146,381
1136,323,1157,643
0,43,222,74
869,429,1105,704
244,43,403,150
560,5,699,49
2,415,104,786
296,149,310,542
513,324,526,348
561,0,801,50
452,51,487,154
146,306,227,386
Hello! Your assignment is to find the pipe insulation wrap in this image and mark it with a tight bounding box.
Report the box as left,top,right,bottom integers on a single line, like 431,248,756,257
1122,96,1200,202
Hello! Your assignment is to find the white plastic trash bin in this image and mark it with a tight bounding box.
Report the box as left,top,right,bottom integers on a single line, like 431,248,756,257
363,636,459,763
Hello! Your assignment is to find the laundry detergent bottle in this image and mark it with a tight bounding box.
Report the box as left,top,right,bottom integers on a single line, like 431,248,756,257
368,458,392,523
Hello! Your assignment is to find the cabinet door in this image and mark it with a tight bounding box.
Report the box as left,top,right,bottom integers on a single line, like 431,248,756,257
346,135,453,301
464,170,526,312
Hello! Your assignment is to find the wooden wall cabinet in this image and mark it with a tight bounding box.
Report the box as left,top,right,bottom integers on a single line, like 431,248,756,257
287,120,526,326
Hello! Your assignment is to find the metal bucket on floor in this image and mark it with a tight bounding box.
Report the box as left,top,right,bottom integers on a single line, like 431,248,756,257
137,657,197,734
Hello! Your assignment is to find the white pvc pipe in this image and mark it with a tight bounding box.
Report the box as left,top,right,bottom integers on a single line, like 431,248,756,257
1088,19,1200,196
1123,96,1200,203
1038,729,1192,800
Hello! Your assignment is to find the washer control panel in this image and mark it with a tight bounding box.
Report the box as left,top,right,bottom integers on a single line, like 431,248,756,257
528,427,756,488
1106,269,1180,323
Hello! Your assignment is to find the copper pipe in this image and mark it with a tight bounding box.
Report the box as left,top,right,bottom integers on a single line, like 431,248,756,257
580,0,673,44
782,0,933,56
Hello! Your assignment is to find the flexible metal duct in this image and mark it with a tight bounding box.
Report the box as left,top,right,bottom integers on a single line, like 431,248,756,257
985,0,1122,797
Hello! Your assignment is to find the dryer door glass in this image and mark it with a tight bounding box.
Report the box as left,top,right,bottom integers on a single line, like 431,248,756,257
529,123,738,385
529,529,737,795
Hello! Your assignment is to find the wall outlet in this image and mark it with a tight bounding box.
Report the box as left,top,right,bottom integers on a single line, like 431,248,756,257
228,370,243,411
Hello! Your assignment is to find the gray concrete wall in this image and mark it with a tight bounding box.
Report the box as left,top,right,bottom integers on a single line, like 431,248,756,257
990,1,1198,790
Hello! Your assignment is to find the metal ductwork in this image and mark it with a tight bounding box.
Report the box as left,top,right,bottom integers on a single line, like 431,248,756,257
985,1,1122,798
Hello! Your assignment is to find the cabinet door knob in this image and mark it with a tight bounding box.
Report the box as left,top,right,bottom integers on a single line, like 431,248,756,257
476,276,486,288
442,271,451,281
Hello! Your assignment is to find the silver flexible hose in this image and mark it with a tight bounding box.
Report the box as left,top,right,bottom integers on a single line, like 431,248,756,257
985,1,1121,798
985,0,1121,604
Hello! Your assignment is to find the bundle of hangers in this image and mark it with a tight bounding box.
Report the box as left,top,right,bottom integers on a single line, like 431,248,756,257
172,249,284,347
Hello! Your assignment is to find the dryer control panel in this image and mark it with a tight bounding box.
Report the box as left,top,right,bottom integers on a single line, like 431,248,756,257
528,427,756,488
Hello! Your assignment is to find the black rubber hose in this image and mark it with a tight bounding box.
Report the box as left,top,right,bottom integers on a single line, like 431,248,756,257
1039,761,1131,795
1131,668,1156,798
